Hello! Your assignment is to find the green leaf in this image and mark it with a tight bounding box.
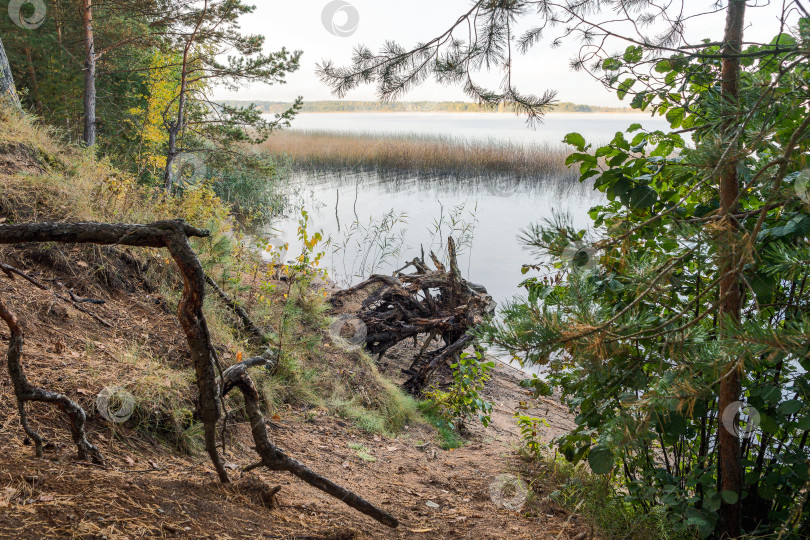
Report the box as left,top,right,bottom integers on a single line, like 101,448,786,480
777,399,803,416
721,490,739,505
563,132,587,150
654,59,672,73
623,45,643,63
629,185,657,209
759,413,779,435
752,385,781,404
748,272,778,304
617,78,635,100
602,57,622,71
627,123,643,133
665,107,685,129
588,445,614,474
630,92,646,110
607,177,633,201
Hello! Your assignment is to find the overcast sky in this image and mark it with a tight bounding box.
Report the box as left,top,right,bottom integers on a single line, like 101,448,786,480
215,1,798,106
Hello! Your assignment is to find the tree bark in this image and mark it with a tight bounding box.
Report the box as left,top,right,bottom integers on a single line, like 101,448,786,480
717,2,746,537
0,37,21,109
24,48,43,115
82,0,97,147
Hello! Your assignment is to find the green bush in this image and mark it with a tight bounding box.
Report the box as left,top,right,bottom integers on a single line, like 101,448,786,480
422,350,494,431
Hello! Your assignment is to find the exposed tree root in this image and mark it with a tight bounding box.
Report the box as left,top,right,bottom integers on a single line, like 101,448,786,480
330,237,495,395
222,355,399,528
0,219,398,528
0,298,104,464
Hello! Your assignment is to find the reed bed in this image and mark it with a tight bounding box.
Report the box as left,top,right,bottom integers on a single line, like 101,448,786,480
260,130,576,181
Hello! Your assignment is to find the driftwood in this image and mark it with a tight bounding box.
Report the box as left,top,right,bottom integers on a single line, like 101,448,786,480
330,238,495,394
0,220,398,528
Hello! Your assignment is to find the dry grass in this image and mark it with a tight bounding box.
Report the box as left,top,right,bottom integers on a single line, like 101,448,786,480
260,130,576,181
0,106,419,446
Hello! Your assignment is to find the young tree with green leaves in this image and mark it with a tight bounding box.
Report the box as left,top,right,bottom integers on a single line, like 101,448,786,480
157,0,302,193
320,2,810,537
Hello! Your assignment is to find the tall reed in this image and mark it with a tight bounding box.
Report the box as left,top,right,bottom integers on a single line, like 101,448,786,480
260,130,576,181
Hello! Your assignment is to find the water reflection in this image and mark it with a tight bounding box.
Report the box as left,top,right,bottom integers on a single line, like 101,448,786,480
262,171,603,309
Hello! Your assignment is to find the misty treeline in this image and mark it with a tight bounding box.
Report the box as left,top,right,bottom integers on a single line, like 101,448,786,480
220,99,632,114
0,0,300,195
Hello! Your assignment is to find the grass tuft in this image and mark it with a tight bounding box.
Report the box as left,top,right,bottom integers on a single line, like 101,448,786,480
417,401,464,449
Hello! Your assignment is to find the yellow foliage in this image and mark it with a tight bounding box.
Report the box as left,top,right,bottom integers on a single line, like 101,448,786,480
125,50,182,179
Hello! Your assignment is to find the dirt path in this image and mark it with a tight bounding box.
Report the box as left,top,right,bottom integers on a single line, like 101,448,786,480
0,250,587,538
1,355,587,539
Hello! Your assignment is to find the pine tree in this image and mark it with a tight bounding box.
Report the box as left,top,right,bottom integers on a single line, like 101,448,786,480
320,2,810,537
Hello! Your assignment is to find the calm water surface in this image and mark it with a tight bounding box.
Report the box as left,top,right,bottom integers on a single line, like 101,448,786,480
266,173,601,310
261,112,661,367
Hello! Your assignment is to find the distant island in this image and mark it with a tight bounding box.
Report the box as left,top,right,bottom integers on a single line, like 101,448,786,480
220,100,633,114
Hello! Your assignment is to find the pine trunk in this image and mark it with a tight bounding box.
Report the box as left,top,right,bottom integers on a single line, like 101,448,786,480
0,37,21,109
717,1,746,537
82,0,97,147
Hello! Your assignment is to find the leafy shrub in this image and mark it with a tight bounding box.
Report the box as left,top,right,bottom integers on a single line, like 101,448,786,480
423,350,494,430
515,412,548,460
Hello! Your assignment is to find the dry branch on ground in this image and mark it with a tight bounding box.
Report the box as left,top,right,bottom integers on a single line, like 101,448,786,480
0,219,398,528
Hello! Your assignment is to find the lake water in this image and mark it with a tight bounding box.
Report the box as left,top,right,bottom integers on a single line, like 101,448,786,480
264,112,665,302
269,172,599,311
261,112,666,369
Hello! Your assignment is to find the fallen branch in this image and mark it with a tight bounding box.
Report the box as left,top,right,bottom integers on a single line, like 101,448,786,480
222,355,398,528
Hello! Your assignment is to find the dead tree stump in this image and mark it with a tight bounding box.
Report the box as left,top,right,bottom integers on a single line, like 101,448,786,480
330,237,495,395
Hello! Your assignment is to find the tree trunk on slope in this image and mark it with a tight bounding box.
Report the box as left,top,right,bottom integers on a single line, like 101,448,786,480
0,37,21,109
717,1,746,537
82,0,97,147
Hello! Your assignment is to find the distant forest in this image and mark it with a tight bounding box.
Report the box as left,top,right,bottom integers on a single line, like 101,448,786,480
219,100,633,114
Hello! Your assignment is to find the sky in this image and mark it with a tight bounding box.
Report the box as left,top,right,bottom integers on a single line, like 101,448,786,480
214,1,800,107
